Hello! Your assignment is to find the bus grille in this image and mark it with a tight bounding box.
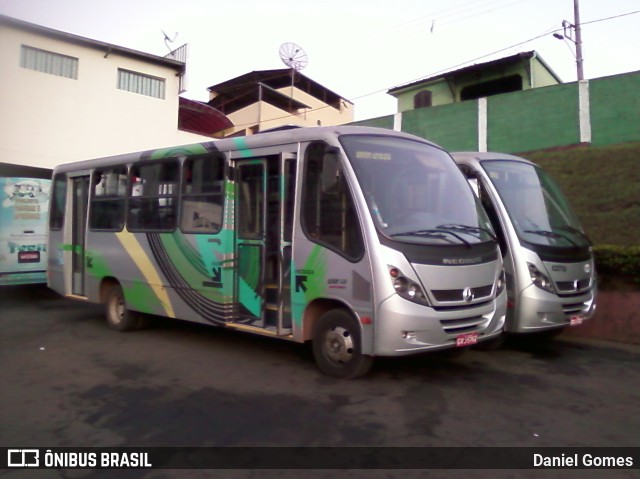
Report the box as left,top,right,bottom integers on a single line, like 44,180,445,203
439,315,486,334
556,278,591,293
431,284,493,303
562,301,589,316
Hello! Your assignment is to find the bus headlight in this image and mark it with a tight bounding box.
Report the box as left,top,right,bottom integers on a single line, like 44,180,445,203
527,262,556,293
389,266,430,306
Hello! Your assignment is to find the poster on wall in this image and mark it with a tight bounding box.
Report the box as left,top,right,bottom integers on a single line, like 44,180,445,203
0,177,51,286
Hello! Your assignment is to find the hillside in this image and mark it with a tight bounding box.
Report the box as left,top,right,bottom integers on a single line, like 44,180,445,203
522,142,640,247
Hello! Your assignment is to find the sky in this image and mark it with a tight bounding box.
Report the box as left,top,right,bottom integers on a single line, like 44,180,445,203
1,0,639,121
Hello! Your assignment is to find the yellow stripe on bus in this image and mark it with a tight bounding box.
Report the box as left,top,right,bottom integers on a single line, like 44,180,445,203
115,231,175,318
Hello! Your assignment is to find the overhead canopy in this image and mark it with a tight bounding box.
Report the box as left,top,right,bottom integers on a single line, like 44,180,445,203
178,97,233,137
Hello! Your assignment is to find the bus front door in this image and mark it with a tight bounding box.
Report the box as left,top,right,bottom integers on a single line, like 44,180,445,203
71,176,89,296
235,161,267,326
234,155,295,334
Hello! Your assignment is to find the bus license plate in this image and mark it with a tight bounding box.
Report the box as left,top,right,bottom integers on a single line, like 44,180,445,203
456,332,478,347
570,316,584,326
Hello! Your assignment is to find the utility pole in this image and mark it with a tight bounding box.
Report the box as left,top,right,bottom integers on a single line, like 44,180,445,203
553,0,585,81
573,0,584,80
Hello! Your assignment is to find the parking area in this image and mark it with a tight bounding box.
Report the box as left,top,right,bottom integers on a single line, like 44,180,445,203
1,284,639,478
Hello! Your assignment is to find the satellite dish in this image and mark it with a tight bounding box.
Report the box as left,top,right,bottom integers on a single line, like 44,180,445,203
279,42,308,71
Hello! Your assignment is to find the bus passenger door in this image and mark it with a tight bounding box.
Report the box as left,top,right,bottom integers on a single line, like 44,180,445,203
278,154,296,332
235,161,266,325
71,176,89,296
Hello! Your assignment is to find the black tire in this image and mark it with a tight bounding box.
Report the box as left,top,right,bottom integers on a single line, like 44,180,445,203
312,309,373,379
105,284,141,331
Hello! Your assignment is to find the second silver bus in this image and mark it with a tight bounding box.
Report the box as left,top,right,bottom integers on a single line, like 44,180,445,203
453,151,596,340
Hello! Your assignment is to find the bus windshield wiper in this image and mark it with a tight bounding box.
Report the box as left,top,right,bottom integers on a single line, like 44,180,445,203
390,229,471,248
523,229,579,248
557,225,592,246
436,223,497,242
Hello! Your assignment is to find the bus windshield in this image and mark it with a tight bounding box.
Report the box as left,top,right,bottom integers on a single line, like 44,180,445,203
340,135,495,246
481,160,589,248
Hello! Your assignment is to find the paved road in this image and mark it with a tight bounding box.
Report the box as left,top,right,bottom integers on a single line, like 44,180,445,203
1,285,638,479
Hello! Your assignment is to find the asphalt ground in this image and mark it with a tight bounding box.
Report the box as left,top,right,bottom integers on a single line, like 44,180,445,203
1,284,638,479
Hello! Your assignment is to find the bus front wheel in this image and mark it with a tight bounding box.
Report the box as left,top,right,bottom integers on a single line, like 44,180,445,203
105,284,141,331
312,310,373,379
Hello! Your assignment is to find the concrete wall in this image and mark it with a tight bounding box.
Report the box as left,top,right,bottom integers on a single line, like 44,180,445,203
487,83,580,152
354,70,640,154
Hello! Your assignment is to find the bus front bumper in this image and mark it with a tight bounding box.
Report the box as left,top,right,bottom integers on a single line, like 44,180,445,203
372,291,507,356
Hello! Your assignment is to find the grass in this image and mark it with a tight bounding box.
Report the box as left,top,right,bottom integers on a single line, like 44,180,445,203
522,142,640,247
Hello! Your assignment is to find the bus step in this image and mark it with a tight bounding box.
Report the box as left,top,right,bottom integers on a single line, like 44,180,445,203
265,286,278,303
265,307,278,327
265,302,278,311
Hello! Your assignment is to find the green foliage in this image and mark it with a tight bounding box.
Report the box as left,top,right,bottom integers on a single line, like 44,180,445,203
593,245,640,285
524,142,640,247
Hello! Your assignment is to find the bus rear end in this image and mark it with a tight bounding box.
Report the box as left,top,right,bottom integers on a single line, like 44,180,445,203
0,175,51,286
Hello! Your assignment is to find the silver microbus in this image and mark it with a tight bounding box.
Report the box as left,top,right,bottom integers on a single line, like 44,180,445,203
452,152,596,339
48,127,506,378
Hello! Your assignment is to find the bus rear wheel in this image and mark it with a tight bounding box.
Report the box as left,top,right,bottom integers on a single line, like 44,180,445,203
312,310,373,379
105,284,142,331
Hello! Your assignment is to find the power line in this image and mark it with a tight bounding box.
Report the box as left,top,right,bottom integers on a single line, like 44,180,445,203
368,0,528,40
228,9,640,130
355,9,640,101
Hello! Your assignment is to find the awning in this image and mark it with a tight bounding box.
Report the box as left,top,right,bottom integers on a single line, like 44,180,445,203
178,97,233,137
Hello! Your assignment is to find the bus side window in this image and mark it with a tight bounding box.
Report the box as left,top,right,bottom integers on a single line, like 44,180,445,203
128,160,179,231
302,143,364,261
479,183,508,255
89,167,127,231
181,154,225,233
49,174,67,231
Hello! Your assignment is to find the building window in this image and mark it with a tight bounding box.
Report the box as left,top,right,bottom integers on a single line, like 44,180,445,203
414,90,432,109
117,69,166,99
20,45,78,79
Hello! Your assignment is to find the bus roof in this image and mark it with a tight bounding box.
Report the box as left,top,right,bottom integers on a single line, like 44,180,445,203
451,151,538,167
52,126,442,173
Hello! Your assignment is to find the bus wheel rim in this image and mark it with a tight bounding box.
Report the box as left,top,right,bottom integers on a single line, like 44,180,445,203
323,326,354,364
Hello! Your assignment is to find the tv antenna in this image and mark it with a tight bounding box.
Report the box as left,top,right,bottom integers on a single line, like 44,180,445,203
162,30,179,54
279,42,308,71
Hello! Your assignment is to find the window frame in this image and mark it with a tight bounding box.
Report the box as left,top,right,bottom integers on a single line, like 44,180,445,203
20,45,79,80
117,68,166,99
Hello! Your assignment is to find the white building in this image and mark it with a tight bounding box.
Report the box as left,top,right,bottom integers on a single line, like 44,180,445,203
0,14,230,170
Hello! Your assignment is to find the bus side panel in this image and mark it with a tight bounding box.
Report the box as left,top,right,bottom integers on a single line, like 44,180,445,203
0,177,51,286
290,241,374,346
84,230,237,325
